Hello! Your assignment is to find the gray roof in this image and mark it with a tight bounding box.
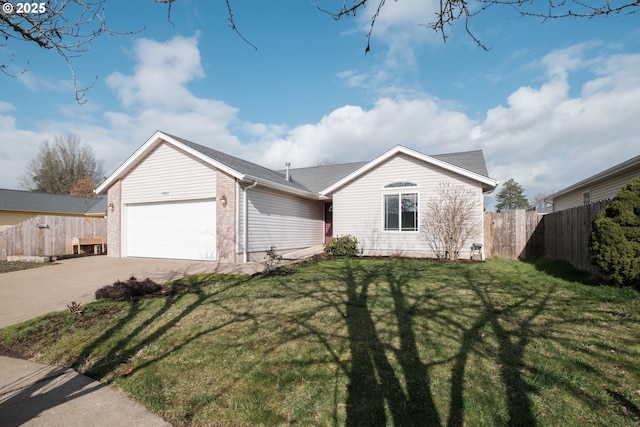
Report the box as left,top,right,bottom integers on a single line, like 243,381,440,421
545,152,640,201
166,133,313,194
0,189,106,215
431,150,489,177
281,151,490,193
281,162,368,193
85,198,108,214
165,133,491,195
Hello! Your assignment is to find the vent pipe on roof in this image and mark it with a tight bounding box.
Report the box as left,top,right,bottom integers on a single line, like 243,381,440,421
285,162,291,181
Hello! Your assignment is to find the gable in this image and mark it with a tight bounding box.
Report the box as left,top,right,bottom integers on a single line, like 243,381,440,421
322,147,497,195
97,131,318,199
121,142,218,203
335,153,485,194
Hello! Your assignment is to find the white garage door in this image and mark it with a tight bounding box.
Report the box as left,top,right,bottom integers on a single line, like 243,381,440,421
125,199,216,261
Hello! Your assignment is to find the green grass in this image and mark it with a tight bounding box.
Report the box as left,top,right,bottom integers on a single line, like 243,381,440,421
1,258,639,426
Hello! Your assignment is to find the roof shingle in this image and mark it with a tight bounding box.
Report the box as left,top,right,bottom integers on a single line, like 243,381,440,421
0,189,105,214
165,133,491,195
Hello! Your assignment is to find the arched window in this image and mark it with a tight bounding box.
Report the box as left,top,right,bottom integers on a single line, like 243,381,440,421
384,181,417,189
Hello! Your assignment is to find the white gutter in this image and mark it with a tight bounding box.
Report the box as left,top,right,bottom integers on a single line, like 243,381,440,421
243,181,258,263
242,174,319,199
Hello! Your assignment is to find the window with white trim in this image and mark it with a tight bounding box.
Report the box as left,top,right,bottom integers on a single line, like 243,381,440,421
384,193,418,231
583,191,591,205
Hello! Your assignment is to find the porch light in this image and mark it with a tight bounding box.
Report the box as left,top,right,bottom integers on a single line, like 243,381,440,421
220,195,228,208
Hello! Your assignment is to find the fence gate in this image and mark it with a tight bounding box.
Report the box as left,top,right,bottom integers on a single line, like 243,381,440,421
0,215,107,261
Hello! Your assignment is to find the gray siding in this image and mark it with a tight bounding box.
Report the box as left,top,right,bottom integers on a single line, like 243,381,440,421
332,153,484,258
241,186,323,255
553,170,639,211
121,142,217,204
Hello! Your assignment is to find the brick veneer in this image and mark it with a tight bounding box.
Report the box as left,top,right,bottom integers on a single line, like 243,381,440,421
106,180,122,257
216,170,237,263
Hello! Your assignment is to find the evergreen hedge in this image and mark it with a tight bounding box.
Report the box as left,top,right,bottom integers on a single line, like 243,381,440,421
590,176,640,289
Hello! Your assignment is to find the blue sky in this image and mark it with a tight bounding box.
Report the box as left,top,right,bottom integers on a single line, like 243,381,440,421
1,0,639,208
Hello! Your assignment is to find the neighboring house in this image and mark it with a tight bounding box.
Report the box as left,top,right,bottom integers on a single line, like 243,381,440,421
545,154,640,212
96,131,498,263
0,188,107,232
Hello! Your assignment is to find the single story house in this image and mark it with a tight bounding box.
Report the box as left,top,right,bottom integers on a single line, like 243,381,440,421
96,131,498,263
0,188,107,232
545,153,640,212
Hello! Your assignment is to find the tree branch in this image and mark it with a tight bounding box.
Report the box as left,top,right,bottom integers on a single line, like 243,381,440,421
313,0,639,52
225,0,257,50
1,0,142,101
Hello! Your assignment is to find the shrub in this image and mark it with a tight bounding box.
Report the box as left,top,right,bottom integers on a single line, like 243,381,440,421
324,235,359,257
589,176,640,289
263,246,283,274
95,276,162,301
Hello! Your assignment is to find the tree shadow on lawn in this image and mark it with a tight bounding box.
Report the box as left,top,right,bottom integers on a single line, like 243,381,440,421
72,274,253,380
291,259,637,426
67,259,639,426
341,259,441,426
521,258,605,288
267,259,554,426
335,260,551,427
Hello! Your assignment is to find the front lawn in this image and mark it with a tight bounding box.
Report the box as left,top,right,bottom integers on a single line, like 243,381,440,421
1,258,639,426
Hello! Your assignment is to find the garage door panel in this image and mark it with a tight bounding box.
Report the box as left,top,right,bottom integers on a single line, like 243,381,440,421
125,200,216,261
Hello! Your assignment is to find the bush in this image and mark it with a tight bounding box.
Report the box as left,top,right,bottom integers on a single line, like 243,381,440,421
263,246,283,274
95,276,162,301
324,235,359,257
589,176,640,289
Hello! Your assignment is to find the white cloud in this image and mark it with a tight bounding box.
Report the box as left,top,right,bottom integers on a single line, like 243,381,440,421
0,101,15,114
362,0,438,37
1,36,639,216
0,112,56,189
541,42,597,79
338,0,439,92
106,35,206,110
248,97,477,169
473,48,640,203
99,35,244,167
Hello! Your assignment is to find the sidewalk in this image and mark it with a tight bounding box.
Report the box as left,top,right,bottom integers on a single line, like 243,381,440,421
0,248,324,426
0,256,261,426
0,356,170,426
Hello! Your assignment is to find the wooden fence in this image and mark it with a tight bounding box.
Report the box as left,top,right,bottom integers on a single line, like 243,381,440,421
539,199,611,275
484,210,542,259
484,199,611,275
0,215,107,261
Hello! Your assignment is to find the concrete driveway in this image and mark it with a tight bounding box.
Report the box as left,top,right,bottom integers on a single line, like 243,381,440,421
0,256,263,329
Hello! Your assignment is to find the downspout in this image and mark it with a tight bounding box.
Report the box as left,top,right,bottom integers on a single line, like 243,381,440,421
243,181,258,263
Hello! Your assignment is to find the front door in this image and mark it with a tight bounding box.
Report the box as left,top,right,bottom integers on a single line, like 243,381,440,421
324,202,333,243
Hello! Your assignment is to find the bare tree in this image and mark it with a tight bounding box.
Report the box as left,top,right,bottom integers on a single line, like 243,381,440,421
68,177,98,197
530,192,550,210
421,182,480,260
21,134,105,195
313,157,338,167
3,0,638,97
1,0,137,101
316,0,640,51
